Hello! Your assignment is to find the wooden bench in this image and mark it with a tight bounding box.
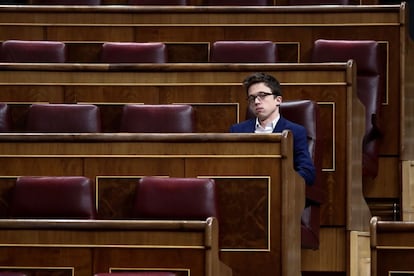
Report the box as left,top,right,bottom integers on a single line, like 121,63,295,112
0,3,408,212
0,217,231,276
0,132,303,276
0,61,367,273
370,216,414,276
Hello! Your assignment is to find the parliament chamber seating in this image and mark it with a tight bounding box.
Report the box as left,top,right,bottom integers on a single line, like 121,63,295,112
1,40,66,63
25,103,102,133
120,104,194,133
128,0,187,4
279,100,323,249
288,0,349,4
203,0,270,5
95,273,177,276
312,39,384,179
9,176,97,219
100,42,168,63
246,99,323,249
209,40,277,63
0,103,11,132
133,176,218,220
29,0,101,4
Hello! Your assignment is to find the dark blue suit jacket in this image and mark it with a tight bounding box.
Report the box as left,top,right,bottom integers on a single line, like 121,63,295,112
229,116,315,186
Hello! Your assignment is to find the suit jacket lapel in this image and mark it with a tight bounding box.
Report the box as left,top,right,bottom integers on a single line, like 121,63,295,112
273,116,286,133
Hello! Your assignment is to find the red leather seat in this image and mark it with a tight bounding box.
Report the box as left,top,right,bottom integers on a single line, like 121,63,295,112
95,273,177,276
132,176,218,220
101,42,167,63
312,39,384,178
280,100,323,249
0,273,27,276
0,43,4,62
120,104,194,133
2,40,66,63
128,0,187,4
210,40,277,63
288,0,348,4
246,99,323,248
204,0,269,5
9,176,97,219
26,103,102,133
30,0,101,5
0,103,11,132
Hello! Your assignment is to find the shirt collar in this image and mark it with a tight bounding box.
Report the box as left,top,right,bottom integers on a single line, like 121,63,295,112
254,114,280,133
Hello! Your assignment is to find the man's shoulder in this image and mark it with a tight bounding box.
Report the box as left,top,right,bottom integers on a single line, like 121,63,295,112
230,119,255,132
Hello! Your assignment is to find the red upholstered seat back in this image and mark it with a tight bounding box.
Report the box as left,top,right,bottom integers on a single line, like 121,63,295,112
95,273,177,276
205,0,269,5
120,104,194,133
26,104,102,133
2,40,66,63
10,176,97,219
0,103,11,132
101,42,167,63
280,100,323,198
30,0,101,4
246,100,323,248
280,100,323,249
312,39,384,178
288,0,349,4
128,0,187,4
0,43,4,62
133,177,218,220
210,40,277,63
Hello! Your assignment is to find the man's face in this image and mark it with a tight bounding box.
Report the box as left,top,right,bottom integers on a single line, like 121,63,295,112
247,82,282,121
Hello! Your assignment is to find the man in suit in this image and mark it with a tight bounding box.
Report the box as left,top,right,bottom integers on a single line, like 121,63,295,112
230,72,315,186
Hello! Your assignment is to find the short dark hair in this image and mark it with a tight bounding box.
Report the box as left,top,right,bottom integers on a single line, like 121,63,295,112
242,72,282,97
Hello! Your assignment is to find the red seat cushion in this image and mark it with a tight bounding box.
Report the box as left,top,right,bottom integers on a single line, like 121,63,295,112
133,177,218,220
10,176,97,219
26,104,102,133
120,104,194,133
210,40,277,63
312,39,384,178
101,42,167,63
2,40,66,63
128,0,187,4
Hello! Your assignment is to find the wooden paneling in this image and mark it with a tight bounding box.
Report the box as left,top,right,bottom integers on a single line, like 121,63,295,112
0,3,407,202
370,216,414,276
0,62,362,229
0,133,304,276
0,218,230,276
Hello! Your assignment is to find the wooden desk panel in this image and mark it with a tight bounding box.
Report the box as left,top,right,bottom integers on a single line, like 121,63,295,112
0,4,408,209
0,4,406,158
370,216,414,276
0,133,303,276
0,218,230,276
0,62,363,228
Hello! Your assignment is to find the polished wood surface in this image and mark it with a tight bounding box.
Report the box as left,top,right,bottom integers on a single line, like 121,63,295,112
0,132,304,276
0,61,367,274
370,216,414,276
0,217,231,276
0,3,407,207
0,3,404,151
0,62,362,229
